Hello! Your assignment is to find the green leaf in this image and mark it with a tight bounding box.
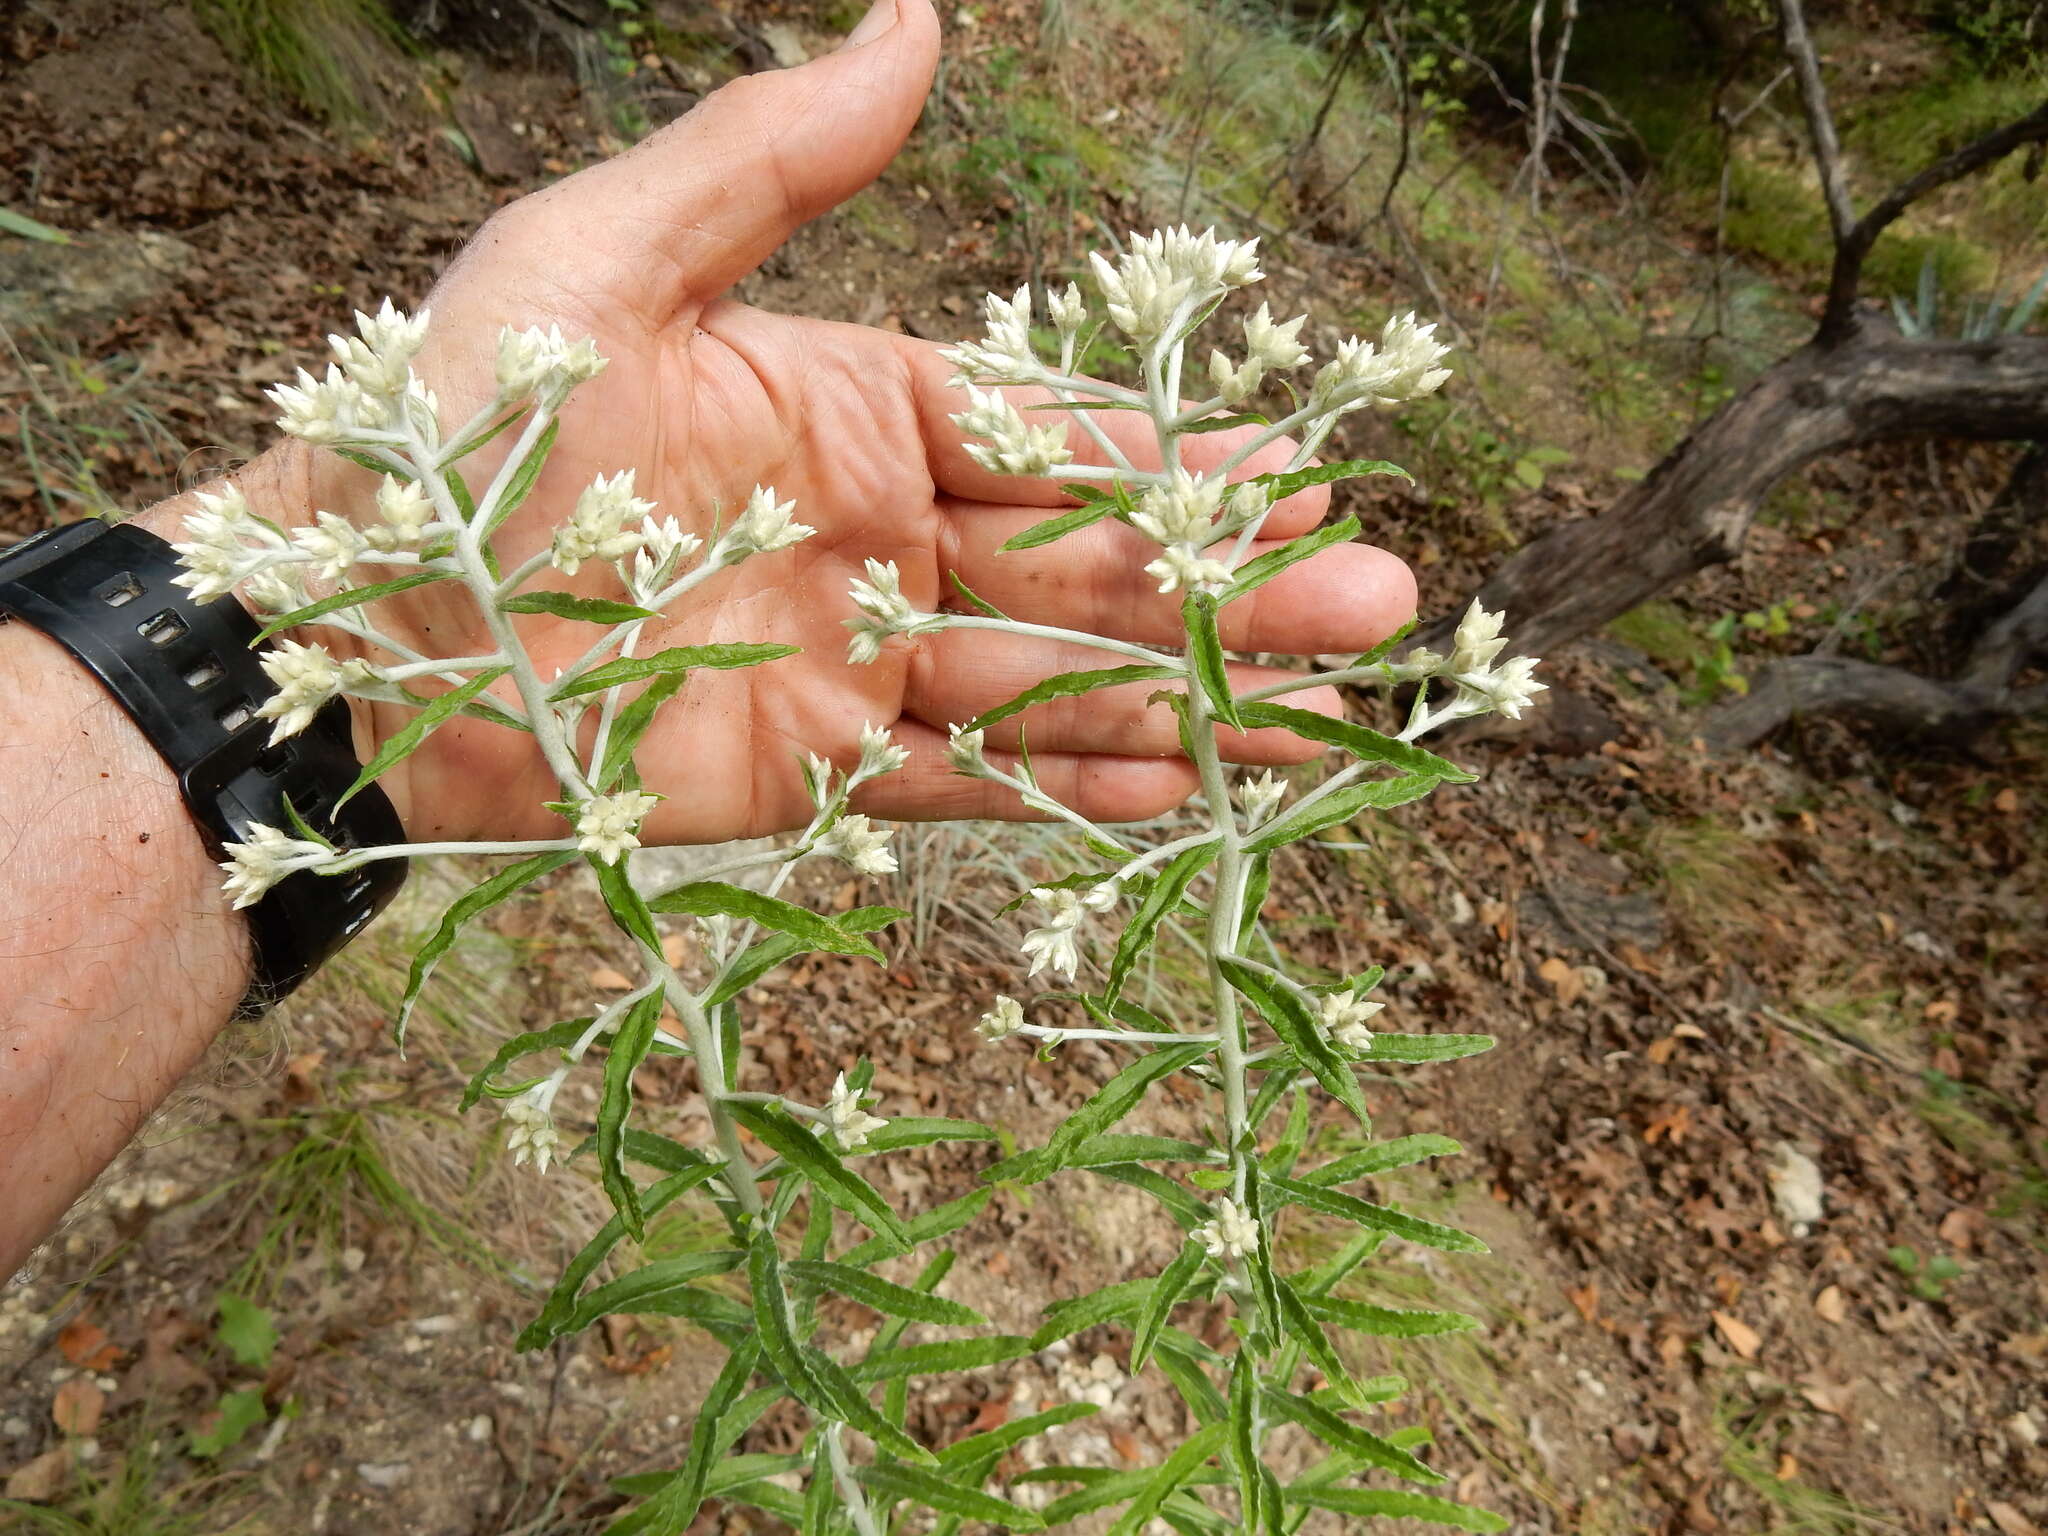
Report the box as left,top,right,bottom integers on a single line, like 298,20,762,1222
1349,1033,1495,1064
937,1403,1100,1472
461,1016,591,1111
1062,1135,1218,1167
1221,515,1358,603
1299,1134,1463,1187
443,408,525,466
1087,1163,1211,1231
188,1387,266,1458
847,1334,1037,1381
786,1260,987,1327
1238,851,1271,946
597,991,665,1239
853,1116,995,1155
1234,701,1471,782
1107,1422,1229,1536
250,570,456,644
1228,1348,1261,1526
1131,1241,1206,1369
998,498,1119,551
1352,617,1416,669
1264,1173,1488,1254
963,663,1180,735
1181,591,1241,732
1030,1277,1156,1349
837,1186,992,1269
1246,459,1412,502
947,569,1011,620
337,666,510,810
713,1479,805,1523
556,1252,749,1337
551,642,800,701
1285,1487,1506,1532
724,1102,910,1253
0,207,70,242
443,466,477,521
1262,1386,1442,1484
1178,410,1271,435
1103,843,1220,1010
1301,1294,1480,1339
215,1293,275,1369
478,416,558,545
647,882,883,960
747,1232,840,1419
1218,958,1368,1127
595,670,685,791
396,850,577,1045
518,1164,727,1350
859,1462,1046,1530
705,904,905,1007
1244,773,1440,856
502,590,658,624
997,1043,1214,1185
1274,1275,1349,1392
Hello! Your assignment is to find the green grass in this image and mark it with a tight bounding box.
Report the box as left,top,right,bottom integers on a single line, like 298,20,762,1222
0,1425,254,1536
192,0,415,126
2,327,185,527
1715,1391,1903,1535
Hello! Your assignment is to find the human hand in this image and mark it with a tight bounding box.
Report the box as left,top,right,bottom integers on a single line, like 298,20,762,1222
154,0,1416,847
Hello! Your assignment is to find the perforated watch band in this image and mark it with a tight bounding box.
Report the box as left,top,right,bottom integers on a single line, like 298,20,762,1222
0,518,406,1009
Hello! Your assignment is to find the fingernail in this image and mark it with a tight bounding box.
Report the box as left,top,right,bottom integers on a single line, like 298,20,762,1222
840,0,898,50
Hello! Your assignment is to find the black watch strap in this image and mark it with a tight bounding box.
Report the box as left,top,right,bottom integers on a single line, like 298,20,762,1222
0,518,406,1009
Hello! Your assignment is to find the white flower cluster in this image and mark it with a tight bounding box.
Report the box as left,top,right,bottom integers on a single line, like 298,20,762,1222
1193,1196,1260,1261
1091,226,1262,344
941,286,1043,387
717,485,815,565
219,823,337,909
843,559,945,664
368,476,439,550
267,300,434,446
1017,881,1117,980
1129,469,1266,594
1319,991,1384,1053
495,323,607,407
951,386,1073,478
1404,601,1548,722
630,516,703,600
1239,770,1286,827
253,638,379,744
976,994,1026,1042
1208,302,1310,406
946,725,989,777
552,470,653,576
823,1072,887,1151
1309,312,1453,415
814,813,898,877
500,1090,561,1175
170,485,288,604
575,789,662,864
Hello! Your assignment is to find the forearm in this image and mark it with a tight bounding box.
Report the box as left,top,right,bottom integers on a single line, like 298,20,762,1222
0,530,258,1275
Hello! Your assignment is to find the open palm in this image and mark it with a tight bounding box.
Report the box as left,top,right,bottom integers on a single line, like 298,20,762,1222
290,0,1415,846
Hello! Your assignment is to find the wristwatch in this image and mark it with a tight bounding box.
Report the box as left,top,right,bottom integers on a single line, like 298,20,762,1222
0,517,406,1010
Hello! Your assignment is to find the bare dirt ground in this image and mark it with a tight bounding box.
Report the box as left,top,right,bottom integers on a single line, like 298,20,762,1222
4,3,2045,1533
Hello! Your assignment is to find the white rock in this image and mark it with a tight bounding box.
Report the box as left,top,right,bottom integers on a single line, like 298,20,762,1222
1767,1141,1825,1234
356,1462,410,1489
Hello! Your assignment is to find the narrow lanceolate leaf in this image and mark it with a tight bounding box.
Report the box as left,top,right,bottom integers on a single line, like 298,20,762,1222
517,1163,727,1350
1299,1133,1463,1187
998,1043,1214,1185
596,671,686,791
998,498,1119,551
555,1252,748,1337
1087,1164,1210,1232
647,882,883,959
501,590,657,624
597,991,665,1239
251,570,457,644
963,663,1180,735
396,849,577,1045
937,1403,1100,1472
1352,616,1417,669
1274,1275,1350,1391
1218,958,1368,1127
1261,1386,1443,1484
1228,1351,1263,1531
859,1463,1046,1531
799,1344,934,1464
551,642,799,700
1221,515,1358,603
460,1016,590,1111
0,206,70,241
724,1102,909,1254
837,1186,993,1269
747,1234,844,1423
1030,1277,1156,1349
707,904,906,1006
786,1261,987,1327
1061,1135,1218,1167
1264,1173,1489,1254
1244,773,1440,856
1178,410,1271,435
337,666,510,809
603,1339,760,1536
1348,1032,1495,1064
443,466,478,521
947,569,1011,620
589,854,662,951
1234,700,1472,782
1285,1487,1507,1532
1301,1294,1480,1339
846,1334,1036,1382
1181,591,1242,731
1107,1422,1229,1536
1103,843,1219,1010
854,1117,996,1155
1246,458,1412,502
1131,1241,1206,1369
479,416,558,545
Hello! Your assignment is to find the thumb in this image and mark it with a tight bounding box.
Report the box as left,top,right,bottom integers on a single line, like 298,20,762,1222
535,0,939,323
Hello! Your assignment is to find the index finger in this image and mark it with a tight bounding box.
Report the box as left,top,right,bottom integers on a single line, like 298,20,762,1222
895,335,1334,540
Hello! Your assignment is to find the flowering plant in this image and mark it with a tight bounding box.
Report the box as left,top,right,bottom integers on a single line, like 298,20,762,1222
180,226,1540,1533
